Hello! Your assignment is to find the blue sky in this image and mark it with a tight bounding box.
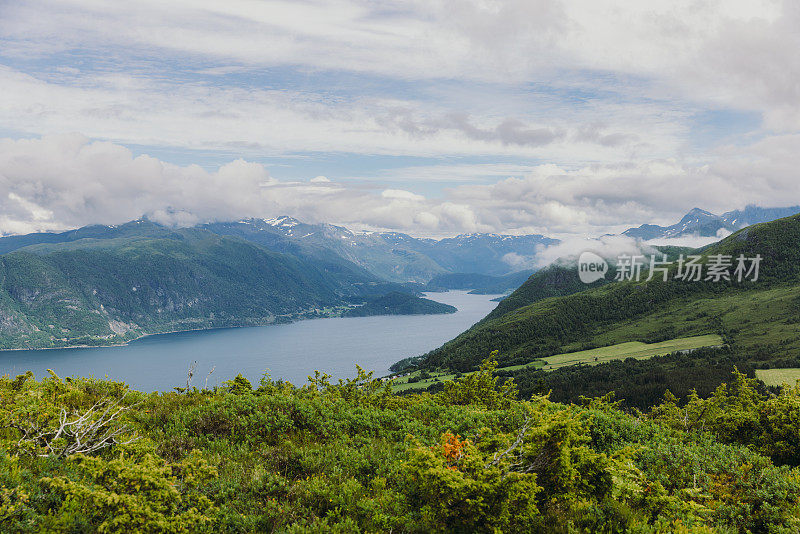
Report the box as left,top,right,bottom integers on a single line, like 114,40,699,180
0,0,798,238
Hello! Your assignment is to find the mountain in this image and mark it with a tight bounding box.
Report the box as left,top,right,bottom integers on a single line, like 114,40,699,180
482,264,609,318
622,205,800,240
410,233,556,276
425,270,537,295
0,217,556,348
0,219,183,254
425,273,500,291
484,245,692,317
203,218,446,283
203,218,556,282
0,216,557,286
467,270,536,295
721,205,800,227
342,291,457,317
0,221,409,349
411,213,800,376
623,207,731,240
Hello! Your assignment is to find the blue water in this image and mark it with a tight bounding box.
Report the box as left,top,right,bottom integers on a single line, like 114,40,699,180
0,291,498,391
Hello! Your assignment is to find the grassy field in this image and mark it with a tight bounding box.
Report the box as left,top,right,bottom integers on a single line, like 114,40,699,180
756,368,800,387
394,334,724,391
392,371,458,392
538,334,724,370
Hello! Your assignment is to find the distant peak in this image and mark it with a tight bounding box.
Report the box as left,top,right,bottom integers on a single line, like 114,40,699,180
687,207,715,216
261,215,301,228
679,208,718,224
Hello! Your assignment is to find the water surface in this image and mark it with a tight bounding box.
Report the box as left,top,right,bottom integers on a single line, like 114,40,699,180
0,291,498,391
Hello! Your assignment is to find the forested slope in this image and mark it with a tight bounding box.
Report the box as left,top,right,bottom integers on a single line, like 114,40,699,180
417,214,800,372
0,225,389,349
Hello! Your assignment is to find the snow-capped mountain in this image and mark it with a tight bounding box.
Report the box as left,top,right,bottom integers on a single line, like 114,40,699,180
203,217,556,283
623,206,800,241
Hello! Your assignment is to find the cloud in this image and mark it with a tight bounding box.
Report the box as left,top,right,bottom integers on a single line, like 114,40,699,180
2,133,800,240
426,113,563,147
531,234,657,268
0,134,489,236
0,65,657,161
381,189,426,202
3,0,773,166
0,134,278,233
501,252,538,270
644,228,733,249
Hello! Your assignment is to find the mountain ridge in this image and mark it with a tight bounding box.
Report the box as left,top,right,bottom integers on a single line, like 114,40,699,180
623,205,800,241
0,223,411,349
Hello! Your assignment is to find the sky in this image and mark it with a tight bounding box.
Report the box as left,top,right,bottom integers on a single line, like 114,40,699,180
1,0,799,239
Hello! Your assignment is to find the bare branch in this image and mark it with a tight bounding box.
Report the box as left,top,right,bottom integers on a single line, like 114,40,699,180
485,416,531,469
204,366,216,390
186,361,198,391
14,393,141,458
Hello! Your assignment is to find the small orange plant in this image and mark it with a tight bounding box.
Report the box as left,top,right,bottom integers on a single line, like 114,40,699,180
438,431,467,470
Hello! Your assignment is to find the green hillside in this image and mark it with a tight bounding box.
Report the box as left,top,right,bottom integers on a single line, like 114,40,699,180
467,269,536,295
0,224,397,349
485,263,609,319
486,245,693,320
394,335,724,393
342,291,456,317
400,215,800,406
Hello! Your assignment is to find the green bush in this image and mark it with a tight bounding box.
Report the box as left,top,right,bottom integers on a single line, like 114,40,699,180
2,363,800,532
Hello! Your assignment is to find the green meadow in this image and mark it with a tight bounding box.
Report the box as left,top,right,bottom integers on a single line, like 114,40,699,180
756,368,800,388
394,334,724,391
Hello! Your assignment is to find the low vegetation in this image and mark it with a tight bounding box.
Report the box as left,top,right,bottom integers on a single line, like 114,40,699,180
3,362,800,532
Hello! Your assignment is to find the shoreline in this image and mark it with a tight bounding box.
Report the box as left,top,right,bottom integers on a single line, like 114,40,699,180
0,291,500,390
0,291,472,353
0,313,337,353
0,291,492,354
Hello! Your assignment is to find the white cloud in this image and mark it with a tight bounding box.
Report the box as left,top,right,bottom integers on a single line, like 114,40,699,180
3,0,795,125
3,0,786,162
501,252,538,270
0,134,487,236
531,234,657,268
645,228,733,249
1,134,799,239
380,189,425,202
0,65,673,161
2,2,800,239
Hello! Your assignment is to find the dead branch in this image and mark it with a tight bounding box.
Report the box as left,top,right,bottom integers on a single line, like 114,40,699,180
14,393,140,458
485,416,531,469
204,366,216,390
186,360,198,391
